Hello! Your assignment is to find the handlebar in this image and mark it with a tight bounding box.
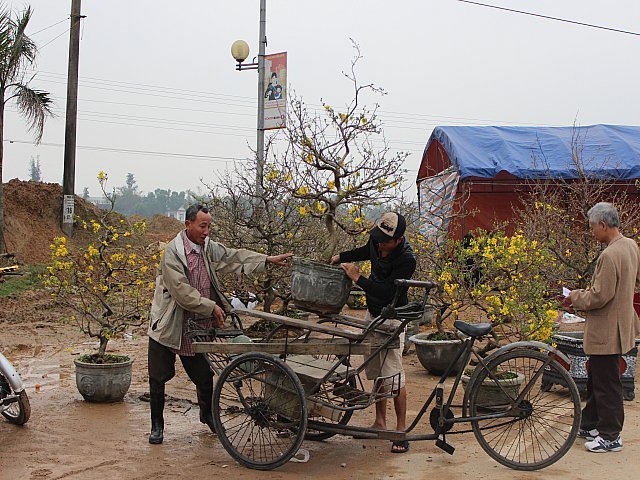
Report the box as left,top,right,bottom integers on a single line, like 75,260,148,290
394,279,437,290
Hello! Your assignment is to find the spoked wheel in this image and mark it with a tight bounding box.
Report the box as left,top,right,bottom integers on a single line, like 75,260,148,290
0,374,31,425
212,352,308,470
304,375,356,441
468,349,580,471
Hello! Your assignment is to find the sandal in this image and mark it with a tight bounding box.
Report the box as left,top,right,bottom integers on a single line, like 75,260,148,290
391,440,410,453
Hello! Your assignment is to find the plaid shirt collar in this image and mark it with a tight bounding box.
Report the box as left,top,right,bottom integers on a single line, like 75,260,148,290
182,230,202,255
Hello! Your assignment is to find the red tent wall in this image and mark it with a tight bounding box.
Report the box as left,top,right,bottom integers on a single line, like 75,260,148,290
418,140,640,241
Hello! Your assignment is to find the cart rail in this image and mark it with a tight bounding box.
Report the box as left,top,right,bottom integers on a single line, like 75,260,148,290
230,307,364,340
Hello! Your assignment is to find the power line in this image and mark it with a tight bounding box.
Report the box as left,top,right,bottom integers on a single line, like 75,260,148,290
30,17,69,36
39,27,72,50
3,138,419,172
4,138,252,163
30,70,540,126
455,0,640,36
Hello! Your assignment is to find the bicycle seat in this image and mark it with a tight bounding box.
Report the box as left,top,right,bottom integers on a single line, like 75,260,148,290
454,320,492,337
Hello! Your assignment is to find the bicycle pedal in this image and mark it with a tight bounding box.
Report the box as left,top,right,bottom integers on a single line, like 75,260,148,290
435,438,455,455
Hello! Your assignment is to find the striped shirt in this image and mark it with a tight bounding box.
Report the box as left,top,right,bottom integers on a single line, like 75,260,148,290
173,231,215,356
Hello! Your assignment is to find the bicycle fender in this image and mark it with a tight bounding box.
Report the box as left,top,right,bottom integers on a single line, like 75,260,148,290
0,352,25,393
485,341,571,368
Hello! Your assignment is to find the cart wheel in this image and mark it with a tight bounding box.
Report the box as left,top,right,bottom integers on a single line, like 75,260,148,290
468,349,580,471
304,375,356,441
212,352,308,470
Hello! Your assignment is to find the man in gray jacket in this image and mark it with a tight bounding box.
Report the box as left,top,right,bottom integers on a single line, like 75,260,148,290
566,202,640,453
147,204,292,444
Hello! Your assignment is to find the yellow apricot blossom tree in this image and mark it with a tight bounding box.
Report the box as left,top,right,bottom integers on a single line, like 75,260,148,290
46,172,156,360
408,227,558,351
270,42,407,260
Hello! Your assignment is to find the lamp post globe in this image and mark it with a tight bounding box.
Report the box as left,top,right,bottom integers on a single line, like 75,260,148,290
231,40,250,63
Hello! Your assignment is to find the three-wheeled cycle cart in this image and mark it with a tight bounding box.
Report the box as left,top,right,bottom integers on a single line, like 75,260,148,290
190,279,581,471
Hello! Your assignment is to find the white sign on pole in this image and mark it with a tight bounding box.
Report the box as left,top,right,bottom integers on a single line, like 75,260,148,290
63,195,75,224
263,52,287,130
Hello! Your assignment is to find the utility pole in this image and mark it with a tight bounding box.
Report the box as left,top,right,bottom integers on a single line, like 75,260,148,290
256,0,267,202
61,0,82,236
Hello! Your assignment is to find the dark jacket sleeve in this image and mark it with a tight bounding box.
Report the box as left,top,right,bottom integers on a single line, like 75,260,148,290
356,255,417,303
339,243,371,263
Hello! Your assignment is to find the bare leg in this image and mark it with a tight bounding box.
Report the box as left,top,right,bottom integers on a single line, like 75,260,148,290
371,379,387,429
393,387,407,431
373,397,388,429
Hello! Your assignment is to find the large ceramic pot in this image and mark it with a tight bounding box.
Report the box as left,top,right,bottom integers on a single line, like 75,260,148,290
409,333,467,376
74,357,134,403
542,332,639,401
461,371,526,406
291,257,352,314
404,306,435,354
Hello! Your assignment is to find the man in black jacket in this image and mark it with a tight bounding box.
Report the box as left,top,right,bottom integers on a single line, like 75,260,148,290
331,212,416,453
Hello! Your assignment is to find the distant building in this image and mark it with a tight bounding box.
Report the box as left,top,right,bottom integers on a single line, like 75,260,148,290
86,196,111,210
166,207,186,222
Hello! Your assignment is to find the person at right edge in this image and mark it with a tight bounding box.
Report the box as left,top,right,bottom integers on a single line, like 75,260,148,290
565,202,640,453
331,212,416,454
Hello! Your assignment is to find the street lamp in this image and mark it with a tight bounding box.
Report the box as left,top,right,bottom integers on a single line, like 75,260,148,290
231,0,267,202
230,40,254,70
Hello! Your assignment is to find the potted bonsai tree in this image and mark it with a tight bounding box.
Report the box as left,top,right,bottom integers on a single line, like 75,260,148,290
46,171,156,402
409,229,559,376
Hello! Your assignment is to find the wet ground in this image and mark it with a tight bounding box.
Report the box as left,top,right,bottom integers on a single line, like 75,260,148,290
1,319,639,480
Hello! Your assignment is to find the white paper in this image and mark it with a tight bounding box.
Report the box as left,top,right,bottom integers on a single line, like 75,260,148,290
562,287,571,297
561,312,585,323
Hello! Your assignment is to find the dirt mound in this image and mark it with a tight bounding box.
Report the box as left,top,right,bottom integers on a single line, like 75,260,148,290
129,213,183,243
2,180,182,265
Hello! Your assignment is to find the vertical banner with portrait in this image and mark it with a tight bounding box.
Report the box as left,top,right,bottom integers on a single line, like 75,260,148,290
263,52,287,130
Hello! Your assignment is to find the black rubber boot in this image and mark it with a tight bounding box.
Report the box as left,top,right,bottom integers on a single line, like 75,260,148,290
148,388,165,444
197,388,215,433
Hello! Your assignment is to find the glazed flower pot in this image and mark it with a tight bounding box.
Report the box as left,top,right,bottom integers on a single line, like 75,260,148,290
74,356,134,403
542,332,639,401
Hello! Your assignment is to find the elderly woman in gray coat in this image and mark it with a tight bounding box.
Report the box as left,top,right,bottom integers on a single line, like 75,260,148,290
566,202,640,453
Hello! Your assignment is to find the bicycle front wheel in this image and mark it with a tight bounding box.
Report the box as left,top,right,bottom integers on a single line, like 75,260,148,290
468,349,580,471
212,352,308,470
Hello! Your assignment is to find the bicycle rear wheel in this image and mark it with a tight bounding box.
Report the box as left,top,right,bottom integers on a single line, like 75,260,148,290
468,349,580,470
212,352,308,470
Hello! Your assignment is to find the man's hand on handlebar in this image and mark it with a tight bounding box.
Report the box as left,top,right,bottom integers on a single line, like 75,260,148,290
212,304,225,328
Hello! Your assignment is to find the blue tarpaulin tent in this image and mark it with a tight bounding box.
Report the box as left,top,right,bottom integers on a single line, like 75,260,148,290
420,124,640,180
417,124,640,239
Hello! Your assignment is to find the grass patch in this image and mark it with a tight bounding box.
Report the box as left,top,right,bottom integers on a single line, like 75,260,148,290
0,264,47,297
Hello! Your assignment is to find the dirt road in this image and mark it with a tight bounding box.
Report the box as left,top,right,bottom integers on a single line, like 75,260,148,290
1,318,638,480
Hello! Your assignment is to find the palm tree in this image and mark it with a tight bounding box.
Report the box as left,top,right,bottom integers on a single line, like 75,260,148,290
0,5,54,252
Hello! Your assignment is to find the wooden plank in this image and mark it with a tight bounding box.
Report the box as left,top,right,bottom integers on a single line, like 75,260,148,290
192,341,374,356
286,355,350,382
233,308,363,340
324,314,397,333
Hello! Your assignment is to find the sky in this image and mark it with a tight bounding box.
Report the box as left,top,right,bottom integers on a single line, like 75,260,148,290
3,0,640,200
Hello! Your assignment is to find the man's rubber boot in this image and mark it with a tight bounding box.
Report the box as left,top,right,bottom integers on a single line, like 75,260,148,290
148,388,165,444
197,387,215,433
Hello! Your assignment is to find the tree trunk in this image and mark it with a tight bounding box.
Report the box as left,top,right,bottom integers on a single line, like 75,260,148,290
0,96,5,253
98,335,108,358
321,212,339,261
262,276,274,313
